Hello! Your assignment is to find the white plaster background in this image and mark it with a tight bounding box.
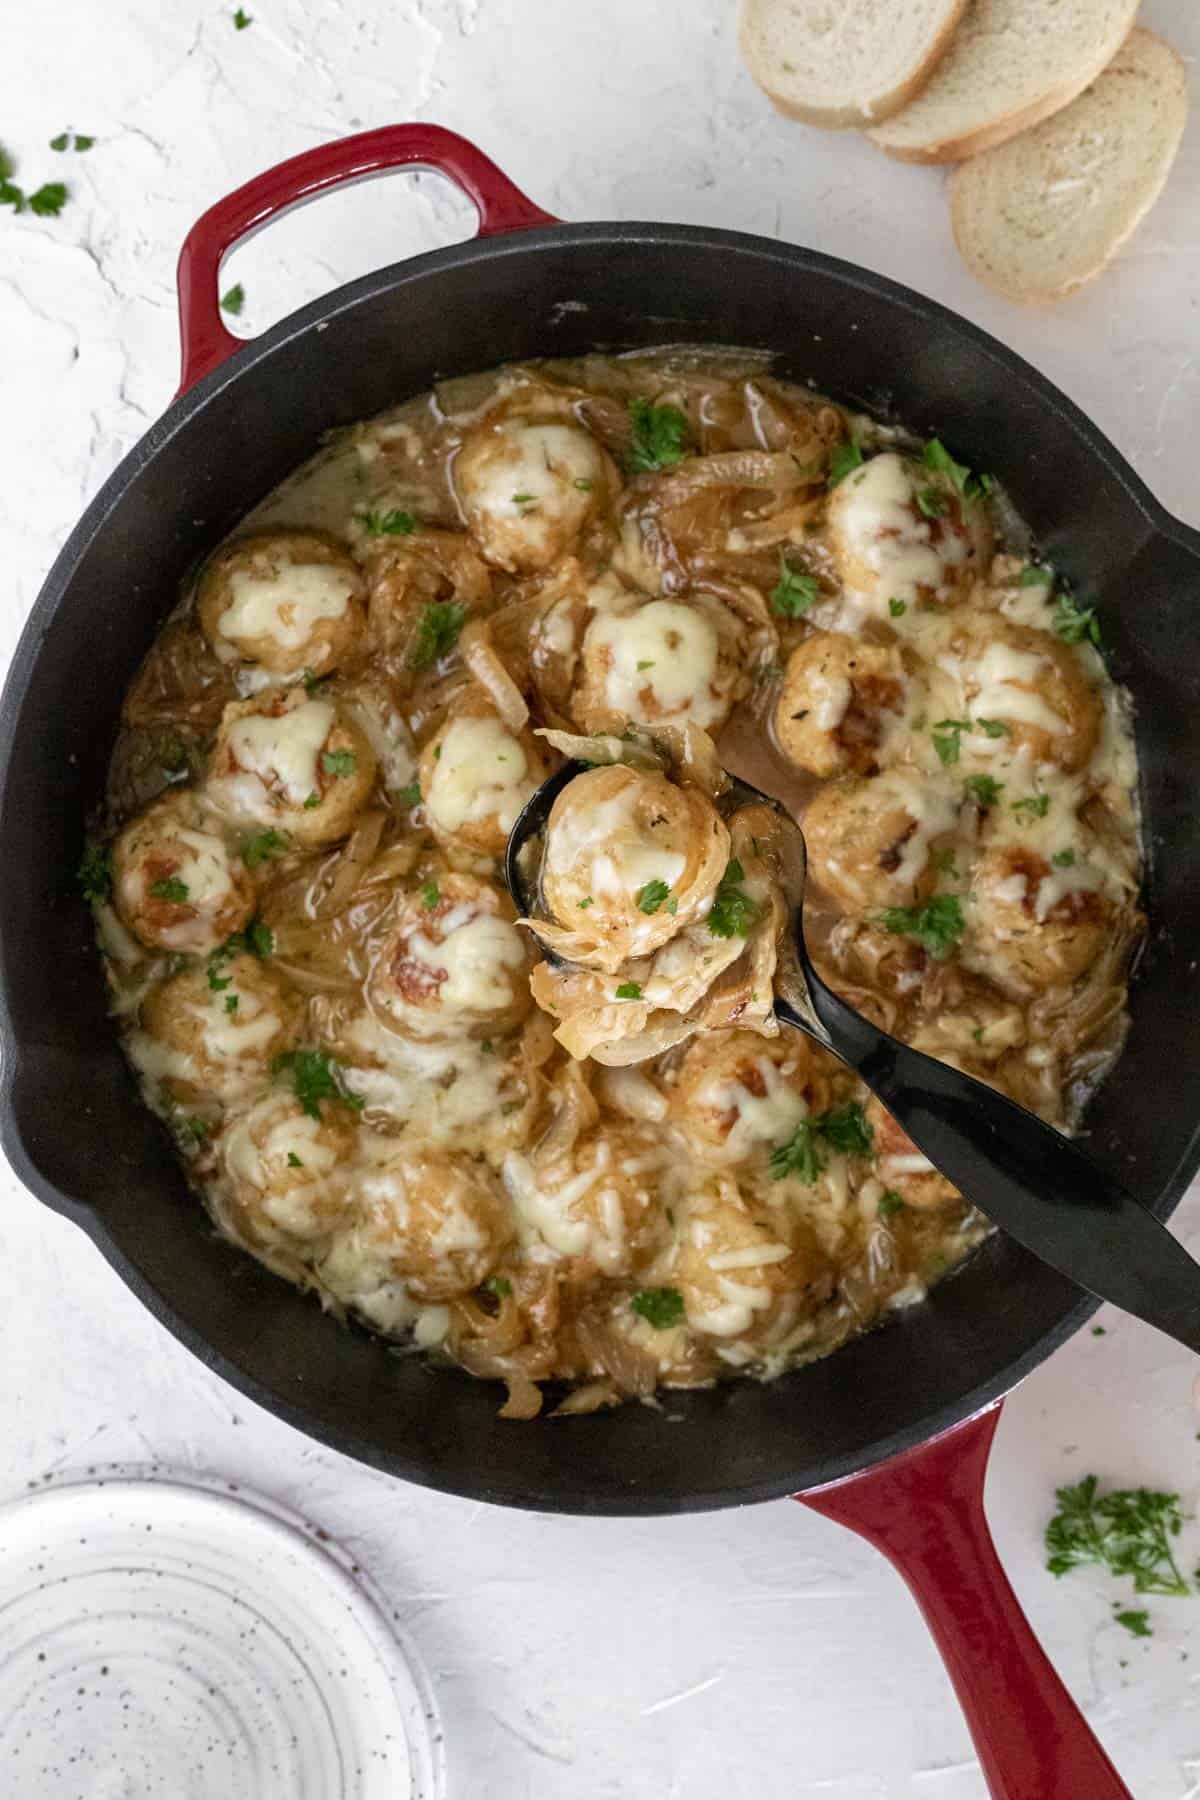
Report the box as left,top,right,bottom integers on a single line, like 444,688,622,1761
2,2,1200,1794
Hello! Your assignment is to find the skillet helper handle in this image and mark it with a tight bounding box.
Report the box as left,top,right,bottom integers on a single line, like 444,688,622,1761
799,1408,1132,1800
175,123,558,393
807,977,1200,1355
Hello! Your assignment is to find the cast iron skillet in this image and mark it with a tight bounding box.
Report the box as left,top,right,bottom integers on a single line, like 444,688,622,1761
3,125,1199,1796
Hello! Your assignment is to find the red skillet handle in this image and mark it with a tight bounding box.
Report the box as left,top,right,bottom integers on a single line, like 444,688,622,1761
175,123,559,394
799,1405,1131,1799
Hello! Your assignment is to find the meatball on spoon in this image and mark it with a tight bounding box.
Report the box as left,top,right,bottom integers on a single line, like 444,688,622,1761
507,759,1200,1357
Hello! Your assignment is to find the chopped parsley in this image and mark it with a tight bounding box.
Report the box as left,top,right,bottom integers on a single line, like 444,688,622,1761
1054,592,1102,648
397,781,421,808
627,397,690,473
573,477,594,493
1115,1610,1152,1639
410,599,467,669
287,1152,303,1168
975,718,1009,739
1020,564,1054,588
932,718,970,765
1052,848,1076,869
272,1048,364,1120
878,894,965,960
916,486,948,520
577,897,594,909
51,132,93,153
242,827,289,870
172,1114,210,1153
244,918,274,958
878,1191,906,1218
770,554,819,618
150,876,189,902
207,920,274,986
770,1120,823,1183
220,283,245,316
1012,793,1050,819
362,507,417,536
77,843,112,903
636,879,671,915
964,773,1004,809
615,981,643,1000
771,1104,874,1181
1046,1476,1189,1596
233,5,252,25
223,993,239,1015
816,1102,874,1156
302,667,329,697
636,658,655,671
511,491,535,506
922,437,993,505
631,1286,685,1329
485,1274,513,1299
303,791,320,809
827,439,863,487
420,880,440,909
707,858,759,940
888,598,907,618
27,182,68,218
932,847,959,877
321,749,357,778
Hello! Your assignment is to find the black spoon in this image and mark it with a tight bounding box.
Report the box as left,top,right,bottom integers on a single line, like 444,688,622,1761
507,758,1200,1357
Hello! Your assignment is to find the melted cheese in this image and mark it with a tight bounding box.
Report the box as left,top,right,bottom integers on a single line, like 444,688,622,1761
832,453,948,610
426,715,532,835
169,828,238,908
411,914,526,1014
462,421,601,558
226,1104,340,1188
954,641,1068,736
585,601,721,726
546,786,688,903
219,564,356,651
228,700,334,805
698,1059,808,1164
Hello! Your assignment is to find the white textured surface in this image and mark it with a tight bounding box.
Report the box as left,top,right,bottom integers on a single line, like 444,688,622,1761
2,3,1199,1795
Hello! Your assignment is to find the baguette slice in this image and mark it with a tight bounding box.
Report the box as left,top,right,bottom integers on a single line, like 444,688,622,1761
950,29,1189,304
868,0,1140,163
738,0,968,130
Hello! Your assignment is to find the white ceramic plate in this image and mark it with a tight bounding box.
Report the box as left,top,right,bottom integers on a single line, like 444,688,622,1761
0,1474,444,1800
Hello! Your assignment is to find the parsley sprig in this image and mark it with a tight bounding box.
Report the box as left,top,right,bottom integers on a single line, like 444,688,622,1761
628,397,690,472
878,894,964,960
770,1102,875,1182
1054,593,1103,648
273,1048,364,1120
410,600,467,670
636,879,671,915
631,1286,685,1329
923,437,994,505
707,858,759,940
770,554,819,618
1046,1476,1189,1597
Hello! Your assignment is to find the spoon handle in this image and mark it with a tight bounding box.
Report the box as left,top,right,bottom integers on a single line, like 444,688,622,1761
800,977,1200,1357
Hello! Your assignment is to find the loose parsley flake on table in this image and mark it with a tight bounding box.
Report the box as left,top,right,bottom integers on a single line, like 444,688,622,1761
220,283,245,316
1046,1476,1189,1597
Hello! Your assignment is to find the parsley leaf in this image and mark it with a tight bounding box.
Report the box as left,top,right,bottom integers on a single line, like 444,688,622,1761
1116,1609,1152,1639
631,1286,685,1329
888,598,907,618
770,1120,824,1183
245,918,274,958
636,879,671,915
287,1151,303,1168
485,1274,513,1300
410,600,467,669
628,397,690,472
302,667,329,697
878,894,965,960
29,182,68,218
242,827,289,870
77,843,112,903
1046,1477,1189,1597
577,897,593,909
707,858,759,940
321,749,357,779
50,132,70,152
1020,564,1054,588
975,718,1009,739
172,1114,210,1153
220,283,245,316
74,134,95,152
770,553,819,618
420,880,440,909
233,5,252,25
0,178,25,213
615,981,643,1000
362,507,416,536
397,781,421,808
932,718,970,765
923,437,993,504
1012,793,1050,819
964,774,1003,809
1054,593,1102,648
827,440,862,487
916,486,948,520
878,1191,906,1218
816,1102,874,1156
150,877,189,902
273,1048,364,1120
1052,848,1076,868
224,993,239,1015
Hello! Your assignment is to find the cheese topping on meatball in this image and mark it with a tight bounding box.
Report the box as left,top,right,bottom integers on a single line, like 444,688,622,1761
228,699,336,806
426,715,533,836
219,564,357,653
584,600,721,726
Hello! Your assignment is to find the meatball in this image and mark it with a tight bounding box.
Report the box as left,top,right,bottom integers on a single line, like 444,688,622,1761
506,1126,671,1277
207,688,377,848
670,1030,814,1165
677,1189,830,1340
802,770,960,913
112,791,254,954
774,633,908,778
946,618,1100,773
220,1090,357,1256
963,844,1112,998
139,954,301,1103
538,763,729,972
196,529,365,679
864,1094,960,1210
572,592,745,736
455,415,616,573
368,872,533,1040
828,450,993,618
353,1149,512,1300
418,699,550,861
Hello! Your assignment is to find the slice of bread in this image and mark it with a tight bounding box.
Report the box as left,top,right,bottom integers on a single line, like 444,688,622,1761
867,0,1141,163
949,29,1189,303
738,0,968,130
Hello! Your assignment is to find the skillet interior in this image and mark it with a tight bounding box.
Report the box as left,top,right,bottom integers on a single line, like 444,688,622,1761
3,225,1200,1514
